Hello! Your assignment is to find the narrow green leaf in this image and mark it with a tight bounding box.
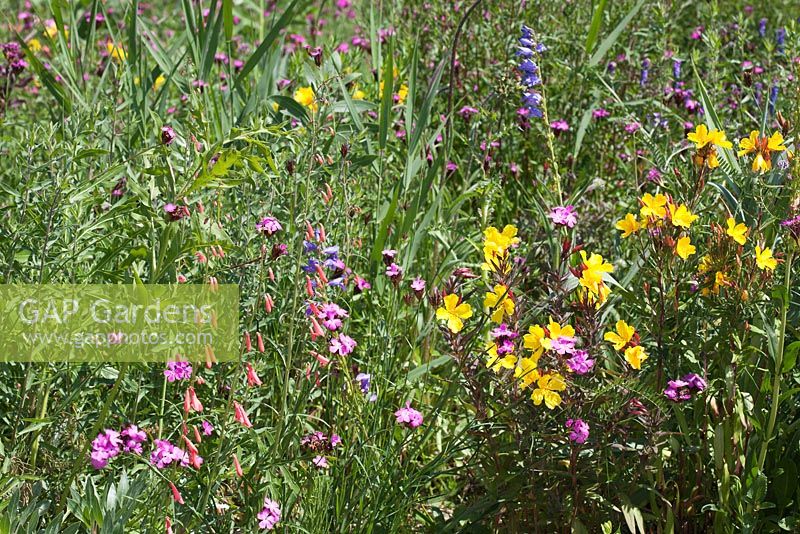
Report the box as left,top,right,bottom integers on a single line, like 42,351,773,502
588,0,645,67
585,0,607,53
378,38,394,150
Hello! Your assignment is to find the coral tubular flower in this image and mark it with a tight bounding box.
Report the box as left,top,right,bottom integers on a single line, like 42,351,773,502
233,401,253,428
483,284,515,323
755,246,777,271
604,320,636,351
615,213,640,237
738,130,787,174
675,236,696,260
725,218,748,245
436,294,473,333
530,372,566,409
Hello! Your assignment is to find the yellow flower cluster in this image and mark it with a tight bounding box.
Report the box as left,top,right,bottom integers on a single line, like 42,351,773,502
481,225,520,273
686,124,732,169
577,250,613,305
604,320,648,370
615,194,698,260
738,130,787,174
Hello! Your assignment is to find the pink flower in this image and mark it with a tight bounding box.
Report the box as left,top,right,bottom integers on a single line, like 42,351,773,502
566,418,589,444
566,350,594,375
258,497,281,530
395,401,423,428
234,401,253,428
329,334,357,356
547,205,577,228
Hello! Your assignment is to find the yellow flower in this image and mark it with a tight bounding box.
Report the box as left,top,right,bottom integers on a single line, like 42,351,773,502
544,318,575,350
153,74,166,92
738,130,787,174
755,246,777,271
670,204,698,228
397,84,409,104
515,357,540,389
686,124,733,150
481,225,520,272
483,284,515,323
578,250,614,298
725,218,748,245
27,38,42,52
712,271,730,295
271,101,280,112
486,343,517,373
45,21,67,40
435,294,473,333
604,320,636,351
293,86,318,112
352,87,366,100
531,372,566,409
523,324,546,363
640,193,668,219
675,236,696,260
624,346,648,370
615,213,640,238
106,41,126,62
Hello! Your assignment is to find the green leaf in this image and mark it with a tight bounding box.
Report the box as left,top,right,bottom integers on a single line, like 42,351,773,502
588,0,646,67
378,38,394,150
585,0,608,54
782,341,800,373
407,355,452,382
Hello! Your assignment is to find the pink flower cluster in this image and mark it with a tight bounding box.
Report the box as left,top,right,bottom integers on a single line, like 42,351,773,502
90,425,147,469
258,497,282,530
395,401,424,428
664,373,707,402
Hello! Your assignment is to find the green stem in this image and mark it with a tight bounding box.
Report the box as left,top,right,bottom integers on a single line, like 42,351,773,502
756,250,794,473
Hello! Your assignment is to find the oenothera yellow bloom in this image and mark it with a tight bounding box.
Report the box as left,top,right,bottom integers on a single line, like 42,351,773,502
578,250,614,298
153,74,166,92
27,38,42,52
531,372,566,409
483,284,514,323
544,318,575,349
640,193,668,219
482,225,520,272
106,41,126,62
293,86,318,112
604,320,636,351
523,324,546,363
352,87,366,100
515,357,540,389
435,294,472,333
755,246,777,271
738,130,787,174
624,346,648,370
670,204,698,228
615,213,640,238
687,124,733,150
486,343,517,373
725,218,748,245
397,84,409,104
675,236,696,260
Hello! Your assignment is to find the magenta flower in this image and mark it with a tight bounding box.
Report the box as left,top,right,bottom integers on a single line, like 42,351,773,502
664,373,706,402
593,108,610,119
550,119,569,132
161,125,176,145
164,361,193,382
566,418,589,444
312,455,329,469
90,429,122,469
624,121,641,133
459,106,479,119
318,302,349,331
256,216,282,236
258,497,281,530
329,334,357,356
566,350,594,375
150,439,189,469
547,205,577,228
120,425,147,454
386,263,403,282
395,401,423,428
202,420,214,436
410,277,426,295
550,335,576,355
